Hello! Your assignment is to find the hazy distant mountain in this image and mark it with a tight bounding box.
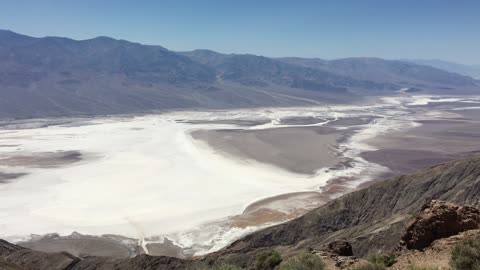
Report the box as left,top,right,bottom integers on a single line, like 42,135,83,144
184,51,479,91
279,57,478,88
0,29,478,118
181,50,392,93
404,59,480,79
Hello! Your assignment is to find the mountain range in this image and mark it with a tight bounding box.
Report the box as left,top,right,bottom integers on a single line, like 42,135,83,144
404,59,480,80
0,29,479,119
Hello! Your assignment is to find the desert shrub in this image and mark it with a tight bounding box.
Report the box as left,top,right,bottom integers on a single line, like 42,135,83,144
367,253,397,267
212,264,244,270
351,262,385,270
191,263,243,270
407,265,439,270
279,252,325,270
256,249,282,270
450,236,480,270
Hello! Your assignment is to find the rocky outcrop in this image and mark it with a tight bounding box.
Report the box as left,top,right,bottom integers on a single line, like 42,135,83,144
393,229,480,269
0,239,79,270
401,200,480,250
327,240,353,256
316,250,361,269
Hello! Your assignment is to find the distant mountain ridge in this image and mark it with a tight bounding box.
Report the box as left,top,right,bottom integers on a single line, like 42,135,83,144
0,29,479,119
404,59,480,79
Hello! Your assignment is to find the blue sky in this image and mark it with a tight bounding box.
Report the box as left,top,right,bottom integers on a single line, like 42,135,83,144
1,0,479,65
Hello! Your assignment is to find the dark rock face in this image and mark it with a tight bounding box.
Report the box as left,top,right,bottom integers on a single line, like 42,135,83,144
327,240,353,256
0,239,78,270
401,200,480,250
0,258,24,270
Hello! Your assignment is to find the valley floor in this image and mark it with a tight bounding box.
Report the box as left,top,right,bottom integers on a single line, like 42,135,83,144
0,95,480,259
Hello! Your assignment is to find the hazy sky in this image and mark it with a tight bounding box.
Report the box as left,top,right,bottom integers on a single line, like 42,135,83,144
1,0,479,65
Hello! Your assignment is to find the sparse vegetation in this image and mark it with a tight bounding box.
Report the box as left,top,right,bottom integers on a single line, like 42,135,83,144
256,249,282,270
450,236,480,270
367,253,397,267
351,262,385,270
279,252,325,270
406,264,439,270
191,263,243,270
212,264,244,270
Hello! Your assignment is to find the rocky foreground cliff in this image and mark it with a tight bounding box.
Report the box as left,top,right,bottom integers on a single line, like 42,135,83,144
1,156,480,269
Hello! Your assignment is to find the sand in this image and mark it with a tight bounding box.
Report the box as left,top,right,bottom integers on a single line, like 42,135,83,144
191,126,339,175
231,191,329,228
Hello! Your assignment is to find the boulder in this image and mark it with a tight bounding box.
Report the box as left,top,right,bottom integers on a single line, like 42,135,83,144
327,240,353,256
401,200,480,250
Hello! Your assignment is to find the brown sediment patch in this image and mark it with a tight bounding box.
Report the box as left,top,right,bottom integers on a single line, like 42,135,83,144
229,176,364,229
0,150,82,168
230,192,329,228
191,126,339,175
19,233,141,259
320,176,358,195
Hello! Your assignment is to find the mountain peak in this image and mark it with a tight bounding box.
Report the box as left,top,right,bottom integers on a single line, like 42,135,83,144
0,29,35,45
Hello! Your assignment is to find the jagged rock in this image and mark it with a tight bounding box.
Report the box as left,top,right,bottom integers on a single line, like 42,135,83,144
334,256,358,269
401,200,480,250
327,240,353,256
0,239,78,270
316,250,359,270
